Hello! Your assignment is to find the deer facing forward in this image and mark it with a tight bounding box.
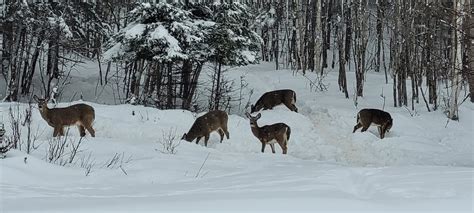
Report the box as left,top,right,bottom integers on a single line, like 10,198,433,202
246,112,291,154
34,95,96,137
181,110,230,147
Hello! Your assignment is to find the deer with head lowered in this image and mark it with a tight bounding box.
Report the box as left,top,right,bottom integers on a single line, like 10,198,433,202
251,89,298,113
353,108,393,139
181,110,230,147
33,95,95,137
245,112,291,154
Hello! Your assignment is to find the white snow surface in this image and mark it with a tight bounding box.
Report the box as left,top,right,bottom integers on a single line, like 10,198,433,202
124,23,147,40
1,62,473,212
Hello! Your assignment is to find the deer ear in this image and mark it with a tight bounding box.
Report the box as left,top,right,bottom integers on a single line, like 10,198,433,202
181,133,187,140
256,113,261,119
245,112,251,118
33,95,39,102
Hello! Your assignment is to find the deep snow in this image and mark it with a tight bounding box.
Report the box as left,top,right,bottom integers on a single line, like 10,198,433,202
0,62,473,212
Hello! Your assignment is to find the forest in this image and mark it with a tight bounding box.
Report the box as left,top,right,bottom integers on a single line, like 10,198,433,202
1,0,472,120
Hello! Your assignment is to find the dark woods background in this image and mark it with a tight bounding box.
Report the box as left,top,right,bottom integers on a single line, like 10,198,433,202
1,0,472,120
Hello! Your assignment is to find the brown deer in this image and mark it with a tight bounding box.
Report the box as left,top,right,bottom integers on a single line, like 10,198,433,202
33,95,96,137
245,112,291,154
181,110,230,147
251,89,298,113
352,108,393,139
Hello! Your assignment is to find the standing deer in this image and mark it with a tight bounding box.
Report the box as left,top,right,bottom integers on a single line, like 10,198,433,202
181,110,230,147
352,108,393,139
251,89,298,113
33,95,95,137
245,112,291,154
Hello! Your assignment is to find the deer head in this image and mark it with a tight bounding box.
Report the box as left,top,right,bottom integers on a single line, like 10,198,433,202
33,95,49,114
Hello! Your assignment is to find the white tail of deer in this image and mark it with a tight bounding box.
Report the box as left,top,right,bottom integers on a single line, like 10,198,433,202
245,112,291,154
34,95,95,137
181,110,230,147
353,108,393,139
251,89,298,113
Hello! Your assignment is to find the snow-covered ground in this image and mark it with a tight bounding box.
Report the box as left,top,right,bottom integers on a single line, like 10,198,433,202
1,62,473,212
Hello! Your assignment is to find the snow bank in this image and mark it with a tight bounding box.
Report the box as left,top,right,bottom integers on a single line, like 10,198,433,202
0,62,472,212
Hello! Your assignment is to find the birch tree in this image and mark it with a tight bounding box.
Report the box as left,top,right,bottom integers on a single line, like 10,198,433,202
448,0,465,120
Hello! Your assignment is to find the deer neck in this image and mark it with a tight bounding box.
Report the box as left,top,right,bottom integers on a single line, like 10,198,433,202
39,106,52,123
250,123,261,139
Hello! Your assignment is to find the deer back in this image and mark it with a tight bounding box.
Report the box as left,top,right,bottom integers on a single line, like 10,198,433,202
42,104,95,127
258,123,290,142
184,110,228,141
357,108,392,128
252,89,296,112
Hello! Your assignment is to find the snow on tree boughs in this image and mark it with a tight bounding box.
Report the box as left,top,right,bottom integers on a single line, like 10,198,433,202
104,3,214,63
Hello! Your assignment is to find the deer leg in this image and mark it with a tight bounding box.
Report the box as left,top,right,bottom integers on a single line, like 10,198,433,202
218,129,225,143
360,123,370,132
280,140,288,154
283,102,298,112
261,143,266,153
270,144,276,154
59,127,65,136
292,104,298,112
204,134,210,147
195,137,202,145
53,127,59,137
380,126,386,139
84,124,95,137
223,126,230,139
353,123,362,133
78,125,86,137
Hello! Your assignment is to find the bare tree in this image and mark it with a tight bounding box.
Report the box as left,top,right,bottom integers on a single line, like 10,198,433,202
466,0,474,102
448,0,465,120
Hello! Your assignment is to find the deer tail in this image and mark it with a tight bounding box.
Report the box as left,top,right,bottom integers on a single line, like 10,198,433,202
286,126,291,141
293,91,297,103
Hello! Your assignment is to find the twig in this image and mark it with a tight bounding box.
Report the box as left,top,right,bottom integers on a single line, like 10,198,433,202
195,152,210,178
120,165,128,176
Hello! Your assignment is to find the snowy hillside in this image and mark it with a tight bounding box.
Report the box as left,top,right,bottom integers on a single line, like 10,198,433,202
1,63,473,212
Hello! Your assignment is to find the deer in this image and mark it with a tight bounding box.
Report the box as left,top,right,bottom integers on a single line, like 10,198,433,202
352,108,393,139
251,89,298,113
245,112,291,154
181,110,230,147
33,95,96,138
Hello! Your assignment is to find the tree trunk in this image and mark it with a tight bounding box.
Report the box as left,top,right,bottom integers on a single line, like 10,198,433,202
375,0,383,73
314,0,322,75
337,11,349,99
166,62,173,109
4,25,23,101
181,60,193,109
22,30,44,95
465,0,474,102
273,19,280,70
448,0,464,120
214,61,222,111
